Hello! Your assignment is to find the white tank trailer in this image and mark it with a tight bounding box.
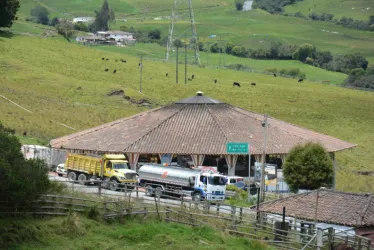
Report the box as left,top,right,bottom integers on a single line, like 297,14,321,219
138,164,227,201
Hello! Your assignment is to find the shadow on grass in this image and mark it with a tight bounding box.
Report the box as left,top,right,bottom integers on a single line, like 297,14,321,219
0,30,15,41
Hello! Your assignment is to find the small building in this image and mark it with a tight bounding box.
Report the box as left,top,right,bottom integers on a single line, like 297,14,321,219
96,31,134,42
50,92,355,183
76,35,103,44
73,17,94,23
254,189,374,246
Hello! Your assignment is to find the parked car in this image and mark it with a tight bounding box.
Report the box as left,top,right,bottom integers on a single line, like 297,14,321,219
56,163,67,177
226,176,244,185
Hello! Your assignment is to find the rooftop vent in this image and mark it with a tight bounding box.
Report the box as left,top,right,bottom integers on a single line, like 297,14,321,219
196,91,204,96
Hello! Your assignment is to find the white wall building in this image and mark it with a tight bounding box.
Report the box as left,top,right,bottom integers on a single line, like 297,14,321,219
72,17,94,23
96,31,134,41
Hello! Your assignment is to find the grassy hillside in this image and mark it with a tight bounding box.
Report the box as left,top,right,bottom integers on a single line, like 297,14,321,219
16,0,374,64
0,34,373,193
285,0,374,21
0,216,270,249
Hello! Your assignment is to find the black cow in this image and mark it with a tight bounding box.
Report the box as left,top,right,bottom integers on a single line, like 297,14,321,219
273,73,277,77
191,74,195,79
214,79,217,84
188,78,192,81
298,78,304,83
233,82,241,87
104,69,109,72
106,58,109,61
122,60,127,63
113,69,117,74
251,82,256,86
166,73,169,77
23,131,27,137
102,57,104,60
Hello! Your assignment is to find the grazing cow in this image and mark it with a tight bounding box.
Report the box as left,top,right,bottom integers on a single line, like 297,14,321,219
113,69,117,74
102,57,104,60
188,78,192,81
105,69,109,72
166,73,169,77
122,60,127,63
191,74,195,79
115,60,118,62
251,82,256,86
233,82,241,87
106,58,109,61
214,79,217,84
298,78,304,83
23,131,27,137
273,73,277,77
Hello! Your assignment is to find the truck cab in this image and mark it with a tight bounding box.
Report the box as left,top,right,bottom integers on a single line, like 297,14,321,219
193,172,227,201
101,155,138,186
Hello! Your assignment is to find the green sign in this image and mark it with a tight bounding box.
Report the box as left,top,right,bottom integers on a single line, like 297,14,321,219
226,142,249,154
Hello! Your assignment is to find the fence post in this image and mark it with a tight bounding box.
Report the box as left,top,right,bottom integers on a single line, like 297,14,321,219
328,227,334,250
165,206,170,223
216,203,220,216
136,185,139,199
125,184,128,198
143,206,147,220
316,228,323,250
231,206,237,230
154,194,161,221
98,181,102,196
239,207,243,225
181,195,184,210
357,237,362,250
367,240,371,250
104,201,108,216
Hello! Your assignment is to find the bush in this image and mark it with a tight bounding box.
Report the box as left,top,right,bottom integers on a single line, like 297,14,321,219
292,44,316,62
235,0,244,10
56,20,74,41
30,5,49,25
283,142,333,193
198,41,204,51
73,22,88,32
148,29,161,40
173,38,183,48
0,122,54,209
49,17,60,26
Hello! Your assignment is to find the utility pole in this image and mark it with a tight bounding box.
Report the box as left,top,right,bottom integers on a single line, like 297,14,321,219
185,33,187,84
176,47,179,84
139,56,143,93
260,114,268,202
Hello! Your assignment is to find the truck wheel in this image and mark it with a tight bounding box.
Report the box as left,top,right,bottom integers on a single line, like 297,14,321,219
58,173,63,177
78,173,88,185
193,192,201,202
68,171,77,182
109,179,119,191
145,185,153,197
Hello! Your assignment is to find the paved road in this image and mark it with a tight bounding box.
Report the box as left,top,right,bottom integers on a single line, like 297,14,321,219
48,173,248,215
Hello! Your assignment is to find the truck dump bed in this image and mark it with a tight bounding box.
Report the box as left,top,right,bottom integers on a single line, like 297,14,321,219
65,154,102,175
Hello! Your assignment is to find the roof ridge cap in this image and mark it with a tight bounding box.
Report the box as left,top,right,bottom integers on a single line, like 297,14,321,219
123,105,186,152
206,105,230,144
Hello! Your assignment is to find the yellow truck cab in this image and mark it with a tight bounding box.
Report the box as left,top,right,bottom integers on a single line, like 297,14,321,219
65,154,138,191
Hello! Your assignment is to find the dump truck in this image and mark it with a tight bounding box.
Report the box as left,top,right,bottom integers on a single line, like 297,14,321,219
65,154,139,191
138,164,227,201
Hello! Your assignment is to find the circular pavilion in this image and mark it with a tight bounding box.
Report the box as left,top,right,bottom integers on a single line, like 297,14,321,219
51,91,355,180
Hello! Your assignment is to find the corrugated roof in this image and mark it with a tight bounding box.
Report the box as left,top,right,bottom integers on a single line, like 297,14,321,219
50,93,356,155
253,189,374,227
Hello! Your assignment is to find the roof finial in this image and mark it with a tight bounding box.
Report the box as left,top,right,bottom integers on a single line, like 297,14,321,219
196,91,203,96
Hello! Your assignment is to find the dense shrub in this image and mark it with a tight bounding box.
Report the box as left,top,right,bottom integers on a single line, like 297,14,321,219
29,5,49,25
253,0,304,14
73,22,89,32
148,29,161,40
0,122,55,209
235,0,245,11
283,142,333,193
344,67,374,89
56,20,74,41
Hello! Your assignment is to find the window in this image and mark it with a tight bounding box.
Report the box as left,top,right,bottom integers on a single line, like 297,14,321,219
230,179,236,184
200,176,207,184
113,163,130,169
209,176,226,186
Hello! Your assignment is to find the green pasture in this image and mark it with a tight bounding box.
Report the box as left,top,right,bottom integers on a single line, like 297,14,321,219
285,0,374,21
0,35,373,193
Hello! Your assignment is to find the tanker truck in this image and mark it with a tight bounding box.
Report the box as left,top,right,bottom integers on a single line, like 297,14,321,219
138,164,227,201
65,154,139,191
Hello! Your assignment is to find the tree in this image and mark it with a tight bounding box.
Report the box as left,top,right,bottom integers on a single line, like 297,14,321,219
370,15,374,25
148,29,161,40
283,142,333,193
173,38,183,48
235,0,244,11
120,25,128,32
56,20,74,41
90,0,114,32
210,42,220,53
30,5,50,25
225,42,234,54
49,17,60,26
0,122,54,209
198,41,204,51
73,22,88,32
0,0,20,28
292,44,316,62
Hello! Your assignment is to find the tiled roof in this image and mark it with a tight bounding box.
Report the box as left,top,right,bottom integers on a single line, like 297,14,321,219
254,189,374,227
50,93,356,155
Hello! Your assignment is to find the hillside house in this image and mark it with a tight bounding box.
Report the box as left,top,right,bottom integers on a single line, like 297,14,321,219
73,17,94,23
96,31,135,44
